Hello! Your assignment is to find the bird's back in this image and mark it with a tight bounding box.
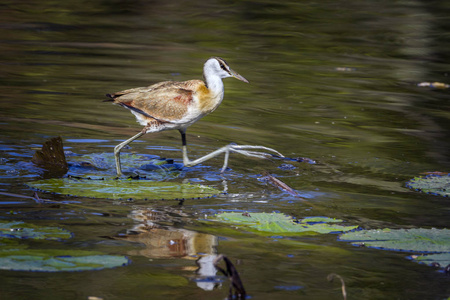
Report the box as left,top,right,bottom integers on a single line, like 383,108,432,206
106,80,210,124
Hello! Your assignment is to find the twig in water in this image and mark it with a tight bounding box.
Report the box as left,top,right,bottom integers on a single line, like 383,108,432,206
32,192,45,204
327,273,347,300
0,191,55,204
260,171,304,198
0,191,115,214
214,254,246,299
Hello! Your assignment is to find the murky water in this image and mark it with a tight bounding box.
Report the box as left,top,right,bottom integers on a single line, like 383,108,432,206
1,0,449,299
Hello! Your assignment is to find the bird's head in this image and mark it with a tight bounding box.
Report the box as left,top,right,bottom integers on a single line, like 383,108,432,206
204,57,249,83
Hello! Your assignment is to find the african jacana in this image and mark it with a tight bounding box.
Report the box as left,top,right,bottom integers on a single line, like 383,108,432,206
105,57,283,176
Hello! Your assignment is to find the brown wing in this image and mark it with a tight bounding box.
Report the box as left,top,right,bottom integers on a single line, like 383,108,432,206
108,81,170,98
108,80,206,122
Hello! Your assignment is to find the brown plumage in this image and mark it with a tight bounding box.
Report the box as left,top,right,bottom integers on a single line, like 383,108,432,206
105,80,207,124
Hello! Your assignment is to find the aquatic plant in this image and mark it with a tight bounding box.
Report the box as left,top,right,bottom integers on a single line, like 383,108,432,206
406,173,450,197
27,177,220,200
0,221,72,241
339,228,450,270
0,249,129,272
214,212,358,235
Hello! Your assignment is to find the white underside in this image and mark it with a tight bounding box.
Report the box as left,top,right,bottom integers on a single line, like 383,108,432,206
130,104,208,133
130,110,149,126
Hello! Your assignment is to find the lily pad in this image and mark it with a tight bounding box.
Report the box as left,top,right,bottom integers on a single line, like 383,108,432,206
406,174,450,197
339,228,450,252
214,212,358,235
0,249,129,272
410,253,450,268
27,177,220,200
0,221,72,241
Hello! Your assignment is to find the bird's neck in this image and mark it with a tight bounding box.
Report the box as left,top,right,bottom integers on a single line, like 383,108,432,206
204,74,224,100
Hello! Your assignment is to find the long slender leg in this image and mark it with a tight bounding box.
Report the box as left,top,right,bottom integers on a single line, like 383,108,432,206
114,129,146,176
179,129,284,173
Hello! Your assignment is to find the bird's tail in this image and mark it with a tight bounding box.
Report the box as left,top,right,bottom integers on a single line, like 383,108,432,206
103,94,115,102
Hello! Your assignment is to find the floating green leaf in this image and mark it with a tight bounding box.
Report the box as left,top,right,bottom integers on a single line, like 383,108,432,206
216,212,293,225
406,174,450,197
0,249,129,272
0,221,72,241
214,212,358,235
410,253,450,268
27,177,220,200
339,228,450,252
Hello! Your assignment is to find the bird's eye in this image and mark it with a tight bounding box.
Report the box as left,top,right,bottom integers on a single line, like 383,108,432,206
219,63,227,71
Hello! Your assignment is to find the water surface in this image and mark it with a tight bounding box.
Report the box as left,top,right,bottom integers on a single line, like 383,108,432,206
0,1,449,299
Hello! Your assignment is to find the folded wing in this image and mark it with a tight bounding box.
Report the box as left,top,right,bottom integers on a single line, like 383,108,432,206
107,80,205,123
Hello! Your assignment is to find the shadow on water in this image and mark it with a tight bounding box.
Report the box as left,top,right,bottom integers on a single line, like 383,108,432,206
0,0,450,299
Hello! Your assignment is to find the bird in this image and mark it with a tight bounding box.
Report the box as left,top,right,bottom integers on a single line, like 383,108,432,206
105,57,283,176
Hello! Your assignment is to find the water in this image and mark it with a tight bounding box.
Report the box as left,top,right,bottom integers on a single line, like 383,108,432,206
1,0,450,299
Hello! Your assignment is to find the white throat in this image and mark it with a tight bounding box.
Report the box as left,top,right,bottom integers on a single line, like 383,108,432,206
205,74,224,97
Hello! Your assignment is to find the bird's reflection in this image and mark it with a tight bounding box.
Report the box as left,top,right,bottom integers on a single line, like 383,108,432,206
117,209,221,291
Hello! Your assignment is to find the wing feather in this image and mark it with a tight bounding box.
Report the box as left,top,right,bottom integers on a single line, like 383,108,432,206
108,80,207,123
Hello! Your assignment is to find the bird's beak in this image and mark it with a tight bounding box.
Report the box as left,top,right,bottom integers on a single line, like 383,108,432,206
230,69,249,83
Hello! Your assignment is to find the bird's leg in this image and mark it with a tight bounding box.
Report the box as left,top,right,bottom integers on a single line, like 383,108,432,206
179,130,284,172
114,129,146,176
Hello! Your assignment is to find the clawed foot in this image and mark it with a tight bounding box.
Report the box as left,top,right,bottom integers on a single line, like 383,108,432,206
227,144,283,160
181,143,284,173
219,144,284,172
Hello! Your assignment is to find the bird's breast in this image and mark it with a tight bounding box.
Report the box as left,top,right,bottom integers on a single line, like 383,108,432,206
196,84,223,114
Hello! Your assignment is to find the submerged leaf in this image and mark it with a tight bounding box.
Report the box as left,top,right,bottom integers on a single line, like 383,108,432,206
406,174,450,197
70,153,183,177
0,238,27,250
215,212,357,235
27,177,220,200
0,221,71,241
299,216,343,224
0,249,129,272
339,228,450,252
